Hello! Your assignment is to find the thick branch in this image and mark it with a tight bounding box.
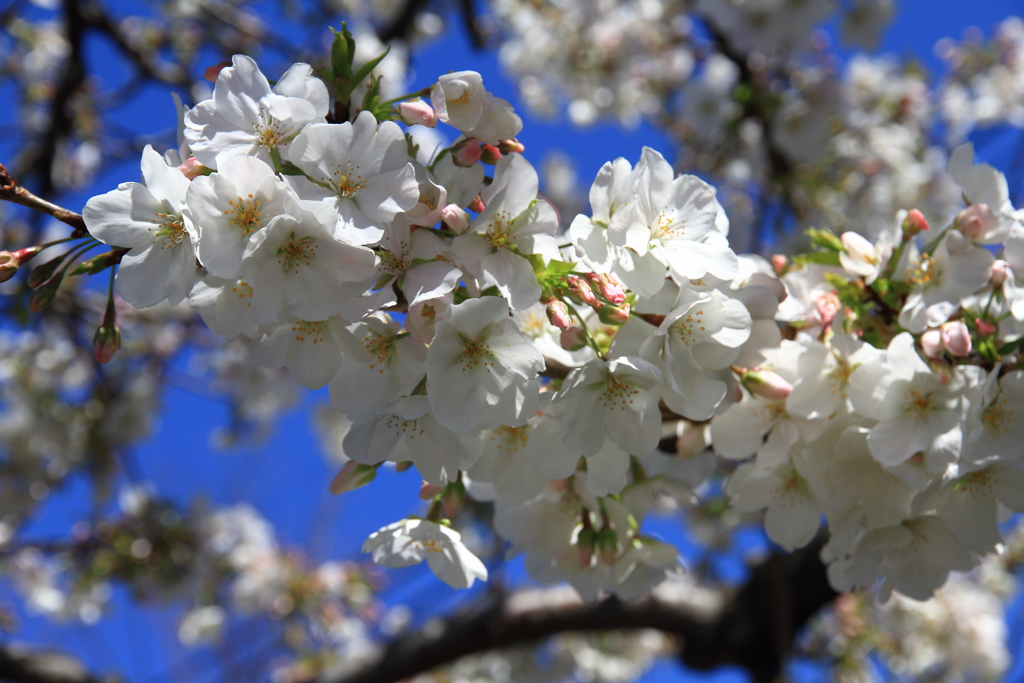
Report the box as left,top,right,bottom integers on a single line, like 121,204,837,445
0,644,116,683
322,538,836,683
0,163,88,237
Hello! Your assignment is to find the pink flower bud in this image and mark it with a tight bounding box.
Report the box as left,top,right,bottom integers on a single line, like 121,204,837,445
735,366,793,400
398,98,438,128
902,208,930,239
442,486,464,518
566,275,598,307
975,318,997,336
587,273,627,304
177,157,209,179
204,61,232,83
498,138,525,154
771,254,788,276
93,322,121,364
956,204,997,240
329,462,378,495
815,292,841,327
560,326,587,351
468,196,486,213
479,144,502,165
597,303,631,325
0,246,42,283
921,329,944,358
941,321,972,357
546,300,572,330
992,259,1010,286
440,204,471,234
419,482,444,500
451,139,482,167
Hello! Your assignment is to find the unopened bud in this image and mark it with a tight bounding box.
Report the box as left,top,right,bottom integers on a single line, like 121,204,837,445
771,254,788,276
28,271,64,312
468,196,486,213
902,208,930,240
941,321,972,357
992,260,1011,286
955,204,996,240
177,157,209,180
587,273,626,304
204,61,232,83
975,318,997,336
596,529,619,565
93,323,121,364
566,275,598,307
815,292,841,327
498,138,525,154
398,98,438,128
451,139,482,167
546,300,572,330
921,329,944,358
479,144,502,164
597,303,631,325
442,481,465,518
734,366,793,400
576,528,597,567
69,248,128,276
330,462,377,494
560,326,587,351
440,204,471,234
0,246,43,283
419,482,444,500
27,253,65,289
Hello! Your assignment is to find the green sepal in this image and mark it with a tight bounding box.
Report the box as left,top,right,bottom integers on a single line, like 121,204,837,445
805,228,844,252
793,251,841,267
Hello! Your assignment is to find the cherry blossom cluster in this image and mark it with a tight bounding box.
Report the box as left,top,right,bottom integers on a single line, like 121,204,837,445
60,25,1024,605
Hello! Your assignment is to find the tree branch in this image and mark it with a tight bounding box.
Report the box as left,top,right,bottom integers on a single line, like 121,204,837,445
322,538,836,683
0,163,88,237
0,644,117,683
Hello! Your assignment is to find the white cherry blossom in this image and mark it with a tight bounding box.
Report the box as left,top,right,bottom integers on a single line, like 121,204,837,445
363,519,488,589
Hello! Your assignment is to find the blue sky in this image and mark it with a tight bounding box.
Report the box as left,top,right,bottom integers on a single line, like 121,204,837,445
5,1,1024,682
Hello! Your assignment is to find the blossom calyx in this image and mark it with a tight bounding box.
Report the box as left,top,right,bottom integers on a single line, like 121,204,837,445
734,366,793,400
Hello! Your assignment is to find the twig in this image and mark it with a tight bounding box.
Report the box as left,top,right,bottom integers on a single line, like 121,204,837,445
0,163,88,237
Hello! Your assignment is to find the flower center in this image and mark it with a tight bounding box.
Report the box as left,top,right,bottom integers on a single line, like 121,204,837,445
276,232,319,274
364,334,394,373
982,394,1013,436
460,336,496,370
652,209,685,242
291,320,327,344
492,425,530,454
907,254,940,289
331,165,366,198
149,213,187,248
600,374,640,410
901,388,937,420
224,195,262,235
671,308,706,346
253,109,287,149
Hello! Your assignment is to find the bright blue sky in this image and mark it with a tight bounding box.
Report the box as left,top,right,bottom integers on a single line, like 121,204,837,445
5,1,1024,682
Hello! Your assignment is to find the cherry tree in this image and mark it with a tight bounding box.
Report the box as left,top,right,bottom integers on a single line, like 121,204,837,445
0,2,1023,683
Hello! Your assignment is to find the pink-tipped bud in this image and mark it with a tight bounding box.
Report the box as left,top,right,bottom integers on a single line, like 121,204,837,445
329,462,377,495
597,302,631,325
442,485,465,518
451,139,482,167
177,157,209,180
597,529,619,566
941,321,972,357
921,329,944,358
975,318,997,336
399,98,438,128
587,273,627,304
955,204,997,240
735,366,793,400
560,326,587,351
498,138,525,154
566,275,598,307
204,62,231,83
546,300,572,330
28,271,64,312
479,144,502,165
576,528,596,567
419,482,444,500
468,196,486,213
815,292,841,327
92,322,121,364
902,209,930,240
992,260,1011,286
440,204,471,234
0,246,42,283
771,254,788,276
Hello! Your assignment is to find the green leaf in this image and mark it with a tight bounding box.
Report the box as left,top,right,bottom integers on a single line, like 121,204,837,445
805,228,844,252
794,251,842,267
999,338,1023,356
351,45,392,90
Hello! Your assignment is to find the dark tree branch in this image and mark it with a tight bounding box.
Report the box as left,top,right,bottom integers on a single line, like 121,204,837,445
321,538,836,683
0,644,118,683
0,163,88,237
